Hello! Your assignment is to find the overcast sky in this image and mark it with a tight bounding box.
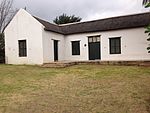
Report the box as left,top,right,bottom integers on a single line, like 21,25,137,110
13,0,149,22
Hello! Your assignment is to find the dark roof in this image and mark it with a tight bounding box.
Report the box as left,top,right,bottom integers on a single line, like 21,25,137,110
34,16,64,34
34,12,150,35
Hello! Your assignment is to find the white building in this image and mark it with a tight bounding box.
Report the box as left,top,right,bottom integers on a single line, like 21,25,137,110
4,9,150,65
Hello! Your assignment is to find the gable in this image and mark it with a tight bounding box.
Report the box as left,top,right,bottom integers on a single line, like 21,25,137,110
4,9,43,33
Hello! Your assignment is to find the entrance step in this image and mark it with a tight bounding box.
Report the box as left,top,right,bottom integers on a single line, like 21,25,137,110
139,62,150,67
42,61,150,68
42,61,77,68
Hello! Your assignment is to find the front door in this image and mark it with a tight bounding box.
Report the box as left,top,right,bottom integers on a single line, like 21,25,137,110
54,40,58,61
88,36,101,60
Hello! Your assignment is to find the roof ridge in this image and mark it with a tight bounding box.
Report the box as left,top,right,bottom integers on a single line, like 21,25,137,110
60,11,150,26
33,16,59,27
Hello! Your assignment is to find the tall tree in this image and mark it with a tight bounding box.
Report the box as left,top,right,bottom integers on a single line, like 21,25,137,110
143,0,150,53
0,33,4,62
0,0,15,33
53,13,82,25
0,0,15,63
143,0,150,5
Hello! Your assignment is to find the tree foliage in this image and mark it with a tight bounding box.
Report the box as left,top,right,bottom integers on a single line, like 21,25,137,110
53,13,82,25
0,0,15,63
0,33,5,63
143,0,150,53
143,0,150,5
0,0,15,33
145,25,150,53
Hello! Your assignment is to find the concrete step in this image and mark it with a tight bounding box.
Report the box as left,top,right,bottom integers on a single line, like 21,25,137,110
42,61,77,68
139,62,150,67
42,61,150,68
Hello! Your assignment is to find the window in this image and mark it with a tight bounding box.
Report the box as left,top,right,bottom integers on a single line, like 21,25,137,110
18,40,27,57
109,37,121,54
88,35,100,43
72,41,80,55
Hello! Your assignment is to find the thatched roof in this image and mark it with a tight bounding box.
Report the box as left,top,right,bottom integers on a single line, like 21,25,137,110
34,12,150,35
34,17,64,34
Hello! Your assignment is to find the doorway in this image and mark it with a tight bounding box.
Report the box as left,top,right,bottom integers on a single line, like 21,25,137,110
88,36,101,60
54,40,58,61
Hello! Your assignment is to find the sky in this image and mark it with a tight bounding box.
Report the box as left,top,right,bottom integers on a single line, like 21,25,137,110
13,0,149,22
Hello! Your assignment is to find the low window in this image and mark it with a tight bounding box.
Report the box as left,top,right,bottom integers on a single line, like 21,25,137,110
18,40,27,57
109,37,121,54
72,41,80,55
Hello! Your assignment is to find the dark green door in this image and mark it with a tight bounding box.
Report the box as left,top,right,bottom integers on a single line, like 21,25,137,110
89,42,100,60
54,40,58,61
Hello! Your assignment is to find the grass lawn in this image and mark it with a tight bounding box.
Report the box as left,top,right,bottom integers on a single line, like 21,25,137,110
0,64,150,113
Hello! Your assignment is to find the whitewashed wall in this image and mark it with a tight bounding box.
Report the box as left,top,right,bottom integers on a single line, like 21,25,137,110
64,34,89,61
42,31,65,63
5,9,44,64
64,28,150,61
101,28,150,61
4,9,150,64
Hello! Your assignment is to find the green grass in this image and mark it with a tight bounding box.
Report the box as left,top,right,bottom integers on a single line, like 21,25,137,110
0,64,150,113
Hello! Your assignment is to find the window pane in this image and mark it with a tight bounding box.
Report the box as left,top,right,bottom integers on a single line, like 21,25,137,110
88,38,93,43
111,47,115,54
93,37,97,42
115,46,121,54
96,37,100,42
110,39,115,47
115,39,120,46
115,39,121,54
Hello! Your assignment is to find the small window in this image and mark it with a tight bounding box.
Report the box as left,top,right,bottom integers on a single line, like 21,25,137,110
109,37,121,54
72,41,80,55
18,40,27,57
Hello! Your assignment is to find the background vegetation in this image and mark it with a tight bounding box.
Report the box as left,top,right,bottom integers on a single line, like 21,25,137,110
53,13,82,25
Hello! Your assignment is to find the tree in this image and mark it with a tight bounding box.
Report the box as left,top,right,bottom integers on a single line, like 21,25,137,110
53,13,82,25
0,0,15,63
143,0,150,53
0,33,4,62
143,0,150,5
0,0,15,33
